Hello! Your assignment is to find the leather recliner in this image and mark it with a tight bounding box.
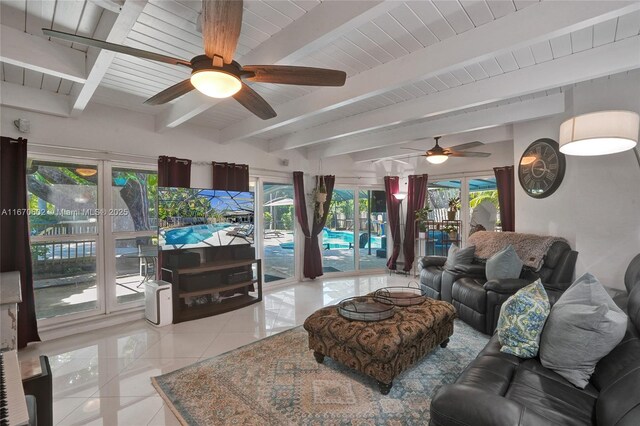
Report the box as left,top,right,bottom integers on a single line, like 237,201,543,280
430,273,640,426
419,236,578,334
450,240,577,334
418,256,448,300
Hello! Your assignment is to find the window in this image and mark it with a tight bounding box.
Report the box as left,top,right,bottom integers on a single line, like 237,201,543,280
358,190,387,270
28,160,101,320
109,167,158,305
468,177,500,236
262,182,295,283
322,188,355,273
27,157,157,322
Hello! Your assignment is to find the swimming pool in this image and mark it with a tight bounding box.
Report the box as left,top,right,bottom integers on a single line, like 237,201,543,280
280,228,382,250
163,223,234,245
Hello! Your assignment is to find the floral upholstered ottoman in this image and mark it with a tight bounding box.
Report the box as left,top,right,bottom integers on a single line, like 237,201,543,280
303,297,456,394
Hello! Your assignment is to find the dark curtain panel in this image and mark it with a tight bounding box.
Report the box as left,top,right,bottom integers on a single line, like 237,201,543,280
384,176,401,270
0,137,40,348
158,156,191,188
212,162,249,191
403,174,428,271
157,156,191,282
494,166,515,232
293,172,335,279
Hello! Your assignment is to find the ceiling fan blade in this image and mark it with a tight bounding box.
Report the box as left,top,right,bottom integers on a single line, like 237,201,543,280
449,151,491,157
42,29,192,67
233,83,276,120
448,141,484,151
202,0,243,64
144,79,195,105
242,65,347,86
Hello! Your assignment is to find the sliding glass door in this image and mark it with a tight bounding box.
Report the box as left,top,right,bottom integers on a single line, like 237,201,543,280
322,188,355,273
106,166,158,308
262,182,295,283
28,156,158,323
358,190,387,270
28,159,103,320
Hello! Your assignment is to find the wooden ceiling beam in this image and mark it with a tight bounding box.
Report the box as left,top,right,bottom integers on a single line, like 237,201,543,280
223,0,640,147
308,35,639,159
0,24,87,83
1,81,70,117
69,0,148,116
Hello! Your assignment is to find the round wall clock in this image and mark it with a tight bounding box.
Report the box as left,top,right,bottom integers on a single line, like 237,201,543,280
518,138,566,199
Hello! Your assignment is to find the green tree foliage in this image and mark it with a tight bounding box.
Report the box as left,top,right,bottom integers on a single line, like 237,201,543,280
469,190,499,209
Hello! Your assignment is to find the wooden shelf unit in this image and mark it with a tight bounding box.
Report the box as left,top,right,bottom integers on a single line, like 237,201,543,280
162,247,262,324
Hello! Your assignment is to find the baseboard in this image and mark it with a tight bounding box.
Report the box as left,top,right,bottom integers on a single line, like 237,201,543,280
37,308,145,341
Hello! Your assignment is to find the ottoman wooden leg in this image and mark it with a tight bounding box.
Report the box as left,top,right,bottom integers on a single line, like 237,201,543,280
378,381,393,395
313,351,325,363
440,338,450,348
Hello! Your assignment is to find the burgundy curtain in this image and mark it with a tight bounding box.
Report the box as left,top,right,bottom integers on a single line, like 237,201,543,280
1,137,40,348
157,156,191,281
384,176,401,270
158,156,191,188
293,172,335,279
403,174,428,271
212,162,249,191
494,166,515,232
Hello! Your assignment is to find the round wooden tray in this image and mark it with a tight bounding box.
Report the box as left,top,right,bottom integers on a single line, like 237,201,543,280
337,296,395,322
373,282,428,306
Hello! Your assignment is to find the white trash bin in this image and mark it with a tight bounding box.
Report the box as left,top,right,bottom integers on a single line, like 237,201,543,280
145,280,172,327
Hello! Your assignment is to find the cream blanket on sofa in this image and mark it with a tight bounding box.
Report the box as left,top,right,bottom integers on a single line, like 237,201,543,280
467,231,568,272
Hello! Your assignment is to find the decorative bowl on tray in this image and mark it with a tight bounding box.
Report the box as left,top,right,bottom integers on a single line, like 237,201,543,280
337,295,395,322
373,281,428,306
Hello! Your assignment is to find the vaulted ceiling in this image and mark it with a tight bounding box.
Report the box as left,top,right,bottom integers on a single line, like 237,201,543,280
2,0,639,162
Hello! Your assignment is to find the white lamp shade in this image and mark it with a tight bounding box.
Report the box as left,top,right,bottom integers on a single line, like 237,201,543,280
426,154,448,164
393,193,407,200
190,70,242,98
559,110,639,156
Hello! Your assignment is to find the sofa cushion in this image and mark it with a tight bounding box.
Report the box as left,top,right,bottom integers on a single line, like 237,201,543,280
452,278,486,312
496,279,550,358
540,273,628,388
505,362,597,426
486,244,524,281
444,244,475,270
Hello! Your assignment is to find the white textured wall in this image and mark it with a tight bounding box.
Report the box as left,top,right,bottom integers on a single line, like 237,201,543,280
0,102,379,187
513,71,640,290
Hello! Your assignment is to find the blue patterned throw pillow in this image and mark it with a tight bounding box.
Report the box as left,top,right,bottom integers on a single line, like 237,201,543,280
497,279,550,358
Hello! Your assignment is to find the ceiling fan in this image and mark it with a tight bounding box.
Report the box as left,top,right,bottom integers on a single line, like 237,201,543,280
401,137,491,164
42,0,347,120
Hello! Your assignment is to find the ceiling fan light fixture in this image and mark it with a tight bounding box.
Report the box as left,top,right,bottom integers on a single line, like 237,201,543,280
426,154,448,164
190,69,242,98
559,110,639,156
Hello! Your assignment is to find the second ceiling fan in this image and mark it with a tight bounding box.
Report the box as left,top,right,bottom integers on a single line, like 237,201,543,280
43,0,347,120
402,137,491,164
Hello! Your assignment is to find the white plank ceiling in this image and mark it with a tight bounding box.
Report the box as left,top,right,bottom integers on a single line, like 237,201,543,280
2,1,640,161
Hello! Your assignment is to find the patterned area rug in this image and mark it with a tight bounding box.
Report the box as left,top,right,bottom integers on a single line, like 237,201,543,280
152,320,488,425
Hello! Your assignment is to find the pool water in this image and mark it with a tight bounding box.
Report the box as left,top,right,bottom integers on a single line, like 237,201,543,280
280,228,382,250
163,223,234,245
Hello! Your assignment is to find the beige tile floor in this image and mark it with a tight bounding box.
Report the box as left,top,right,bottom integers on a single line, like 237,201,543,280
19,274,414,425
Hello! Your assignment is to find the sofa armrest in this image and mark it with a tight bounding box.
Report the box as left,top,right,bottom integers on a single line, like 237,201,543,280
431,385,553,426
419,256,447,269
452,263,486,277
484,278,532,294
